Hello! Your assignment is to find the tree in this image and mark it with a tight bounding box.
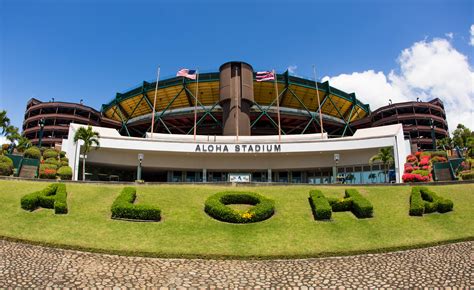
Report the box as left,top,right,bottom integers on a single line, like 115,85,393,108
73,125,100,181
4,125,20,145
452,124,473,148
369,147,394,183
0,110,10,134
16,136,32,153
436,137,453,150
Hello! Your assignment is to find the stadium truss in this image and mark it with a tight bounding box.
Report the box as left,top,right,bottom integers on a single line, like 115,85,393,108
101,70,371,138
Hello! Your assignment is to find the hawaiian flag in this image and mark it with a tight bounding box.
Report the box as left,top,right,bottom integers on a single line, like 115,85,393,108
176,68,197,80
256,71,275,82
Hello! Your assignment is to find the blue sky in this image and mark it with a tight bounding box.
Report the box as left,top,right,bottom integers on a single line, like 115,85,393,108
1,0,473,131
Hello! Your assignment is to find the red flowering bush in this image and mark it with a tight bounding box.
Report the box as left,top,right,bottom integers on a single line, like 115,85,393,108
419,156,431,167
406,155,417,163
402,173,430,182
431,156,448,163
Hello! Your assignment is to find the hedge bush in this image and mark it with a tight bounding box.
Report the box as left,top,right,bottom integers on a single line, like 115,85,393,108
205,191,275,223
0,155,13,167
20,183,68,214
59,151,66,158
409,186,453,216
308,190,332,220
39,164,57,179
23,147,41,159
43,149,59,159
44,157,60,168
345,189,374,218
460,171,474,180
430,151,448,158
57,166,72,180
0,162,13,176
111,187,161,221
327,196,353,212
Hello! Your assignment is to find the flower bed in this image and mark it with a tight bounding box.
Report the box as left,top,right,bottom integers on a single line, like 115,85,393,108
204,191,275,223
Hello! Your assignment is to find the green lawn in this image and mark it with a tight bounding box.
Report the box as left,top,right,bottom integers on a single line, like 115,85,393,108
0,180,472,258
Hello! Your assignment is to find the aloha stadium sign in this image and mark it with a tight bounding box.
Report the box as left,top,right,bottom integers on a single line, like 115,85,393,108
194,144,282,153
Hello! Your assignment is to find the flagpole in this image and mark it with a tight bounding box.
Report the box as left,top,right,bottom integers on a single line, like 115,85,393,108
151,66,160,139
193,69,199,141
273,69,281,142
313,65,324,139
235,66,239,142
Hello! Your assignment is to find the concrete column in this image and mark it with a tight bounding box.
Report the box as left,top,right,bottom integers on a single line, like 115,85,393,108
332,166,337,184
202,168,207,182
267,168,272,183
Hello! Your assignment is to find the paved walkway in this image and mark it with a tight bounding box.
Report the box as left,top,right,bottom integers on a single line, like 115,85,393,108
0,239,471,288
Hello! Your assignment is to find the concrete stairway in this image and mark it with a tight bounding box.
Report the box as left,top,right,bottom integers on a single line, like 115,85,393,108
434,167,453,181
19,165,38,178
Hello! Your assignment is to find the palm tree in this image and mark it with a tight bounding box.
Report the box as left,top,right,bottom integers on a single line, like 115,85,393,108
369,147,394,183
5,125,20,143
0,110,10,134
74,126,100,181
16,136,32,153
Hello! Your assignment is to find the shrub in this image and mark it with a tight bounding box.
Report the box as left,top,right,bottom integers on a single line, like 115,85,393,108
0,162,13,176
430,151,447,158
23,147,41,159
0,155,13,167
345,189,373,218
39,164,57,179
411,169,430,176
57,166,72,180
43,149,59,159
60,157,69,163
205,191,275,223
59,151,66,158
60,160,69,167
402,173,430,183
327,196,352,212
420,152,431,158
460,171,474,180
406,155,417,163
409,187,425,216
44,157,60,168
111,187,161,221
20,183,68,214
409,186,453,216
308,190,332,220
431,156,448,163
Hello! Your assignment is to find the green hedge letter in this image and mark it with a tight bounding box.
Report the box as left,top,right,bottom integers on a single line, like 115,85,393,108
20,183,68,214
111,187,161,221
409,187,453,216
309,189,373,220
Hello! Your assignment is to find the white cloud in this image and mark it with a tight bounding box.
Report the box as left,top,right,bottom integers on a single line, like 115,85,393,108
322,38,474,131
287,65,298,75
0,136,7,145
470,24,474,46
445,32,453,39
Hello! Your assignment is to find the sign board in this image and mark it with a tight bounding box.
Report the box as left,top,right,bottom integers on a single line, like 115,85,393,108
229,173,251,183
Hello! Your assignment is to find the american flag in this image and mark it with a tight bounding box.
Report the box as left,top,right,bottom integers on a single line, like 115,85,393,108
256,71,275,82
176,68,197,80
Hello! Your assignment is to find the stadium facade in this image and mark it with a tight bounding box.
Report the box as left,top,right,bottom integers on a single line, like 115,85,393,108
57,61,421,184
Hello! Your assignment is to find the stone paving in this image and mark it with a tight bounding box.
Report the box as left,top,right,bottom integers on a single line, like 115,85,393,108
0,239,471,288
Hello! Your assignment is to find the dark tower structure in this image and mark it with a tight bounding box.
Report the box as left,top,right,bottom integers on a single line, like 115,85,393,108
219,62,254,136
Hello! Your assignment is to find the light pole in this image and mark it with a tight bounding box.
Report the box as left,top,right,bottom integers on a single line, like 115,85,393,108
137,153,144,181
38,118,45,148
430,118,436,150
333,153,340,183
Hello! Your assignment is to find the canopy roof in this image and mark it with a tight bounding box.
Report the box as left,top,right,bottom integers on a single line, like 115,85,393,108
101,72,370,124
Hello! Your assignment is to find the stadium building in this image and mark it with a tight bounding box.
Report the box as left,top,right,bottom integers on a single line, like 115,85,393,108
59,62,417,184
